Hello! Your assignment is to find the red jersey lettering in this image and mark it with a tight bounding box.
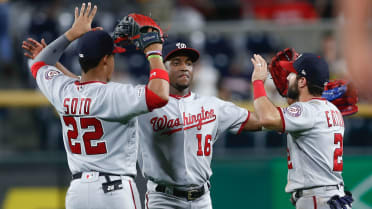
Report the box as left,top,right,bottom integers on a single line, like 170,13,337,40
325,110,344,128
63,98,92,115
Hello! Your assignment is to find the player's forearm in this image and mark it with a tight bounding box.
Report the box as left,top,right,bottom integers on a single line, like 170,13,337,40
32,35,71,67
147,79,169,101
148,56,166,71
253,97,283,131
147,57,169,101
343,0,370,57
55,62,79,79
252,80,283,131
243,111,262,131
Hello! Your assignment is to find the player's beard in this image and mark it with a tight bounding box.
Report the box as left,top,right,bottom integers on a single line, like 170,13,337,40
171,82,189,92
287,80,299,101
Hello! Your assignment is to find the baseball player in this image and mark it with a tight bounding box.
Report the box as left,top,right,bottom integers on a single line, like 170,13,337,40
136,41,262,209
251,53,353,209
26,3,169,209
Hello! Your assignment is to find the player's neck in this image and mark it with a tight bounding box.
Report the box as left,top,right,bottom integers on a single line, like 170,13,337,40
80,70,108,83
170,86,190,97
299,92,321,102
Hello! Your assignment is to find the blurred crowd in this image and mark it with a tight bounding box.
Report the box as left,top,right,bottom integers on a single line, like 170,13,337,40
0,0,343,94
1,0,371,152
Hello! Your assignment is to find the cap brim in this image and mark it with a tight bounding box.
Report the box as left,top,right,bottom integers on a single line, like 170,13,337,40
164,48,200,62
278,61,297,74
113,46,126,54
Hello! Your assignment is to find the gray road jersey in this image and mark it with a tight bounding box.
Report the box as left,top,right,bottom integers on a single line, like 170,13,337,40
137,92,249,188
36,65,148,175
279,98,345,192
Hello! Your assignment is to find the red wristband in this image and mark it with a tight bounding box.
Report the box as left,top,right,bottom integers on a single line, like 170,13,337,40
253,80,267,100
145,86,168,111
149,69,169,82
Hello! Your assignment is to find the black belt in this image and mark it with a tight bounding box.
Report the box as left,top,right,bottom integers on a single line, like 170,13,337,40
72,172,125,193
72,172,121,180
155,183,210,201
295,184,342,198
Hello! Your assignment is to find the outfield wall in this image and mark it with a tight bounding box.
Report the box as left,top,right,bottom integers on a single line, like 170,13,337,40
1,153,371,209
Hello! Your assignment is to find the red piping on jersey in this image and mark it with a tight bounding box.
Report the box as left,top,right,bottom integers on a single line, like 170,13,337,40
170,92,191,99
129,180,137,209
145,193,149,209
146,86,168,111
277,107,285,133
237,111,251,135
311,97,326,101
74,81,106,85
31,61,47,78
312,196,317,209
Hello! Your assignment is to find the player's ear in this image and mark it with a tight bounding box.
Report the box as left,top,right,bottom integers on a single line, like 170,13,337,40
164,61,171,72
102,55,109,65
298,77,307,88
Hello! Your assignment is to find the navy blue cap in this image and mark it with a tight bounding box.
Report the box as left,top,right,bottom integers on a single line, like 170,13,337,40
163,41,200,63
279,53,329,87
77,30,125,61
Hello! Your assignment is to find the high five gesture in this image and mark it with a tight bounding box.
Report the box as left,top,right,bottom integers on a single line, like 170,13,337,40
65,2,100,41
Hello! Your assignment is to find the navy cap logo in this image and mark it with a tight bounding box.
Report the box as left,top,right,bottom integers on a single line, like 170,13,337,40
176,42,187,49
79,53,84,58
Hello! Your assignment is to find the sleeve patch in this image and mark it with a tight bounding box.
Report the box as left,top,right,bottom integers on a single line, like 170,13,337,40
284,104,302,117
45,69,62,80
137,86,146,97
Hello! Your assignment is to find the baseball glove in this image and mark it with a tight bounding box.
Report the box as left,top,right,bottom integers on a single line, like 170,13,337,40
268,48,299,97
322,80,358,116
112,13,164,51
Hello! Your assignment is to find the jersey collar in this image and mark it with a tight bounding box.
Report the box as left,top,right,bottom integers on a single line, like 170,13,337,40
74,81,107,85
311,97,326,101
170,91,191,100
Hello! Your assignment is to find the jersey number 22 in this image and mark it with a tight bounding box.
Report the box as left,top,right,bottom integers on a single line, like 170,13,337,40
63,116,107,155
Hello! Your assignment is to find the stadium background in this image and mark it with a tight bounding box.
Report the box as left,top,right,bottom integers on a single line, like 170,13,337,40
0,0,371,208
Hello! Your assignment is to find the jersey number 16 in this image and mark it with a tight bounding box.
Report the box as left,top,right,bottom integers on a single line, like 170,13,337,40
196,134,212,156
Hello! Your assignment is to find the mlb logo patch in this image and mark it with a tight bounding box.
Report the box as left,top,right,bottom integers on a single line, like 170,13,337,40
45,69,62,80
285,104,302,117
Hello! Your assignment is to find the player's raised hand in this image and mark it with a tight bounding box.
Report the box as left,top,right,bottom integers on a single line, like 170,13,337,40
22,38,47,59
251,54,268,82
143,27,163,54
65,2,101,41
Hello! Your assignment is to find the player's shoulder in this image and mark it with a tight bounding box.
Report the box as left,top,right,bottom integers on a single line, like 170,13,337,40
307,98,332,111
38,65,64,80
285,101,316,117
192,93,225,104
103,82,146,97
105,82,144,89
287,99,336,116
